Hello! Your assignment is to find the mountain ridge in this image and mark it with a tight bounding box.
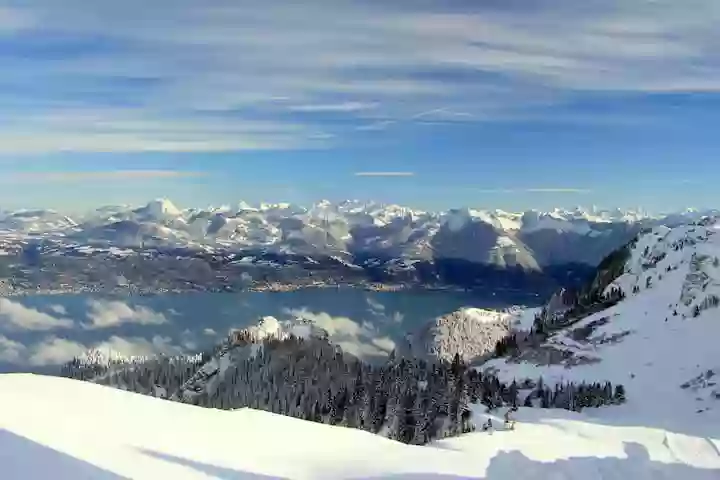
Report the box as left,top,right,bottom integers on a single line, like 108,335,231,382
482,217,720,437
3,199,717,271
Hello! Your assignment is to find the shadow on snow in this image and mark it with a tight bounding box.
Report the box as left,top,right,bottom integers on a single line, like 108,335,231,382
0,429,127,479
2,428,717,479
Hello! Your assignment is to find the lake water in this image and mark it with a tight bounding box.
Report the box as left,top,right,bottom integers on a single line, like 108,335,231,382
0,288,542,372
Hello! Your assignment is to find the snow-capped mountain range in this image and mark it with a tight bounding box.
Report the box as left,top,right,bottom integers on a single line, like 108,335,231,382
1,198,717,270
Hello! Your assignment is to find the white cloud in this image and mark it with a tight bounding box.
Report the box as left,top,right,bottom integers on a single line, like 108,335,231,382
0,132,316,155
27,337,86,366
284,308,395,360
0,335,27,363
0,298,74,331
93,335,183,358
410,108,475,120
370,337,396,354
48,305,68,316
355,120,396,131
82,299,168,329
24,335,185,367
8,170,206,183
288,309,365,338
338,340,394,359
289,102,378,112
366,296,386,314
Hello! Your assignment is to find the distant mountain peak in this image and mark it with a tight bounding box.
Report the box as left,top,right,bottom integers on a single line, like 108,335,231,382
131,199,182,221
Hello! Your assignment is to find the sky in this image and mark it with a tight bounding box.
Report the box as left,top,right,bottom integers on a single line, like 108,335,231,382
1,0,720,213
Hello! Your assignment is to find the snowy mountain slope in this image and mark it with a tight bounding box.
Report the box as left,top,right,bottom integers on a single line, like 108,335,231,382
0,374,718,479
0,209,78,234
518,221,640,267
134,198,183,220
484,220,720,438
432,214,541,270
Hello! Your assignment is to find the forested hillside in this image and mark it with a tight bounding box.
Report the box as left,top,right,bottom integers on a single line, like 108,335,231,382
61,326,623,445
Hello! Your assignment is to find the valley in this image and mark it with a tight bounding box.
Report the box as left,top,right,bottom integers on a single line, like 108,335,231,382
0,287,534,372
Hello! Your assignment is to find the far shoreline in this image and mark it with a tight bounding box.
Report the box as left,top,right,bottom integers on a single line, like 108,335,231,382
0,281,546,300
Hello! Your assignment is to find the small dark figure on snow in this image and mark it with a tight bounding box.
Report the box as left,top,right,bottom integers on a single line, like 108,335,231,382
481,419,493,433
504,407,516,431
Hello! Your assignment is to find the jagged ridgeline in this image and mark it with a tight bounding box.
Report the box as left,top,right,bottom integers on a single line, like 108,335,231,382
529,218,718,338
60,326,625,445
527,238,635,336
488,240,634,356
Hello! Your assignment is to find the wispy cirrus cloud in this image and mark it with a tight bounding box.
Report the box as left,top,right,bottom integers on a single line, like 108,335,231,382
410,108,476,121
0,0,718,154
354,172,416,177
524,188,592,193
355,120,396,131
473,187,592,194
288,102,378,113
7,170,206,182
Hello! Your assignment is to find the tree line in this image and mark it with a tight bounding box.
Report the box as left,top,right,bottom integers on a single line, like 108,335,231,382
59,334,625,445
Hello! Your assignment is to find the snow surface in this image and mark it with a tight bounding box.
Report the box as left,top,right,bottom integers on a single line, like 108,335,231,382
462,308,512,324
0,374,718,479
485,221,720,440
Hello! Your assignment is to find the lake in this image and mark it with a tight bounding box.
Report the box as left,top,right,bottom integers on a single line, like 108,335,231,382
0,287,542,372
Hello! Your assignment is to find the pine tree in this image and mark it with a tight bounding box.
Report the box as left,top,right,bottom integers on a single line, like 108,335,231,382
614,385,626,404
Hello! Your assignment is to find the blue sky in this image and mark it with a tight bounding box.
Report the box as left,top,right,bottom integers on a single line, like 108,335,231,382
1,0,719,213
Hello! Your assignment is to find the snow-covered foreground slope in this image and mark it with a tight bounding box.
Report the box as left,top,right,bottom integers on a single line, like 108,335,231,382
0,374,718,479
486,221,720,439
